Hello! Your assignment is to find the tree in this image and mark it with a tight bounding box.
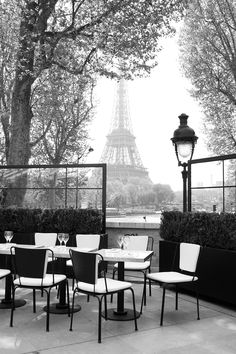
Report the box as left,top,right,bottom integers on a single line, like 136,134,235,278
30,67,94,164
153,183,175,209
4,0,185,166
179,0,236,155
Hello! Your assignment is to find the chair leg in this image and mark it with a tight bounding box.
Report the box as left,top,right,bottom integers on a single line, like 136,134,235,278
175,285,178,310
33,289,36,313
196,285,200,320
66,280,70,317
143,272,147,306
130,288,138,331
140,274,147,315
69,290,76,331
46,290,50,332
160,286,166,326
10,286,15,327
110,268,117,303
98,297,102,343
148,268,152,297
104,295,107,320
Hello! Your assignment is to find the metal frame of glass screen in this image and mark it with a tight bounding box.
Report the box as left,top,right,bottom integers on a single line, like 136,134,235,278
188,154,236,212
0,163,107,233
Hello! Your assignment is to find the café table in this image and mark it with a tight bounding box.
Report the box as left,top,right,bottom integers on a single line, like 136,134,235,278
98,248,153,321
0,244,94,313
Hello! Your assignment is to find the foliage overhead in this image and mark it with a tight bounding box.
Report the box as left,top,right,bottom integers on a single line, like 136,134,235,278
0,0,186,167
179,0,236,155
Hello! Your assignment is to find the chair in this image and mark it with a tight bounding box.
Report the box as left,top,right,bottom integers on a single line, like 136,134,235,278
66,234,100,269
34,233,57,247
112,235,154,305
35,232,58,296
69,249,138,343
10,246,70,331
141,242,201,326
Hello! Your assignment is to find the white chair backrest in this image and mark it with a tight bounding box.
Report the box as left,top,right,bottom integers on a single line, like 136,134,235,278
76,234,100,250
34,233,57,247
179,242,200,273
126,236,148,251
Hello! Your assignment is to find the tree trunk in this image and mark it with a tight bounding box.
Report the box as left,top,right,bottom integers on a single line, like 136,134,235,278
9,79,32,165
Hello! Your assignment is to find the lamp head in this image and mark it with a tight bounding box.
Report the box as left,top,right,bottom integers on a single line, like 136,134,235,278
171,113,198,165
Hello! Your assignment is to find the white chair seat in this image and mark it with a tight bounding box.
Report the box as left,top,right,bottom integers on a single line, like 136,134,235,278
147,271,198,284
0,269,11,278
114,261,150,271
77,277,132,294
66,259,72,267
14,274,66,287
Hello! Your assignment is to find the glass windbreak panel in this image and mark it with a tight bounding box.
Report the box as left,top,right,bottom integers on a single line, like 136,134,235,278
0,165,105,209
28,168,66,188
66,167,103,189
225,187,236,212
191,161,223,188
191,187,223,212
224,159,236,187
23,188,66,209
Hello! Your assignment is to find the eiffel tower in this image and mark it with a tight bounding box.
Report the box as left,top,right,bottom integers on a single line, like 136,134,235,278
100,79,151,182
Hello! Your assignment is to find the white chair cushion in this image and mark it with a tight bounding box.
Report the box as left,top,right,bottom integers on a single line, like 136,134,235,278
147,271,198,284
114,261,150,271
0,269,11,278
76,278,132,294
14,274,66,287
66,259,72,267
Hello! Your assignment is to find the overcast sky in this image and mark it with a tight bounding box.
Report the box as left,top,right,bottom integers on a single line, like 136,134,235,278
88,29,210,191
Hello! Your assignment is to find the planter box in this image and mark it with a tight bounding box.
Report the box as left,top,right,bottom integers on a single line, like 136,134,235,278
159,240,236,306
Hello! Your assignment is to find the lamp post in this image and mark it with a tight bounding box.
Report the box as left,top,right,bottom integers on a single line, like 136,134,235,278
171,113,198,212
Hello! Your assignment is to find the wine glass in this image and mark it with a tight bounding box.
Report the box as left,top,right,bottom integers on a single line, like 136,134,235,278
4,231,13,244
123,235,130,250
57,233,64,247
63,233,69,247
117,236,124,249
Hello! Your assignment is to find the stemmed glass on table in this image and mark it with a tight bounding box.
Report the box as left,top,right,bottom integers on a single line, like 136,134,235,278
123,235,130,250
57,233,64,247
117,235,124,249
63,233,69,247
4,231,13,245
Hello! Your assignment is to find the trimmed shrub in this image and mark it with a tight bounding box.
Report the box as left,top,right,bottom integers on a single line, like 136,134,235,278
160,211,236,251
0,208,102,234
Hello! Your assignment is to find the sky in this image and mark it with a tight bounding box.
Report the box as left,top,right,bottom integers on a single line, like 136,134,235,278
87,28,210,192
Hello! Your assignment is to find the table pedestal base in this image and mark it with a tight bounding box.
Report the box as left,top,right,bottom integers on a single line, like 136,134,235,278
0,299,26,309
102,308,140,321
43,303,81,314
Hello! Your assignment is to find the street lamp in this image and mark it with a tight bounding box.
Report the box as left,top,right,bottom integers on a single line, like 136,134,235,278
171,113,198,212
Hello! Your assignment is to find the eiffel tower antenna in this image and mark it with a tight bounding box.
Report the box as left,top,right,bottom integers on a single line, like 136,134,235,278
100,79,151,181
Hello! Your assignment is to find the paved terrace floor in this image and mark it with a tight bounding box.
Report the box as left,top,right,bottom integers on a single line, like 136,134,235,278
0,272,236,354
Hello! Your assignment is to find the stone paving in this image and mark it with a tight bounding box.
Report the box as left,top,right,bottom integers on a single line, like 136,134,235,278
0,273,236,353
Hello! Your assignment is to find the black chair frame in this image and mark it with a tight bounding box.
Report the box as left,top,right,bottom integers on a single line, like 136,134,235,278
69,250,138,343
141,243,201,326
10,246,70,331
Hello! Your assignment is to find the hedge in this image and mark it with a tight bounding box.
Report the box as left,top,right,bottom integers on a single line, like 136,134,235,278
0,208,102,234
160,211,236,251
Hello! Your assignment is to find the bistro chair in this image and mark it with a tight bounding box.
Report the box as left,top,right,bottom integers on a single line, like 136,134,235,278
34,232,57,247
111,235,154,305
66,234,100,269
69,249,138,343
66,234,100,290
141,242,201,326
35,232,58,296
10,246,70,332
